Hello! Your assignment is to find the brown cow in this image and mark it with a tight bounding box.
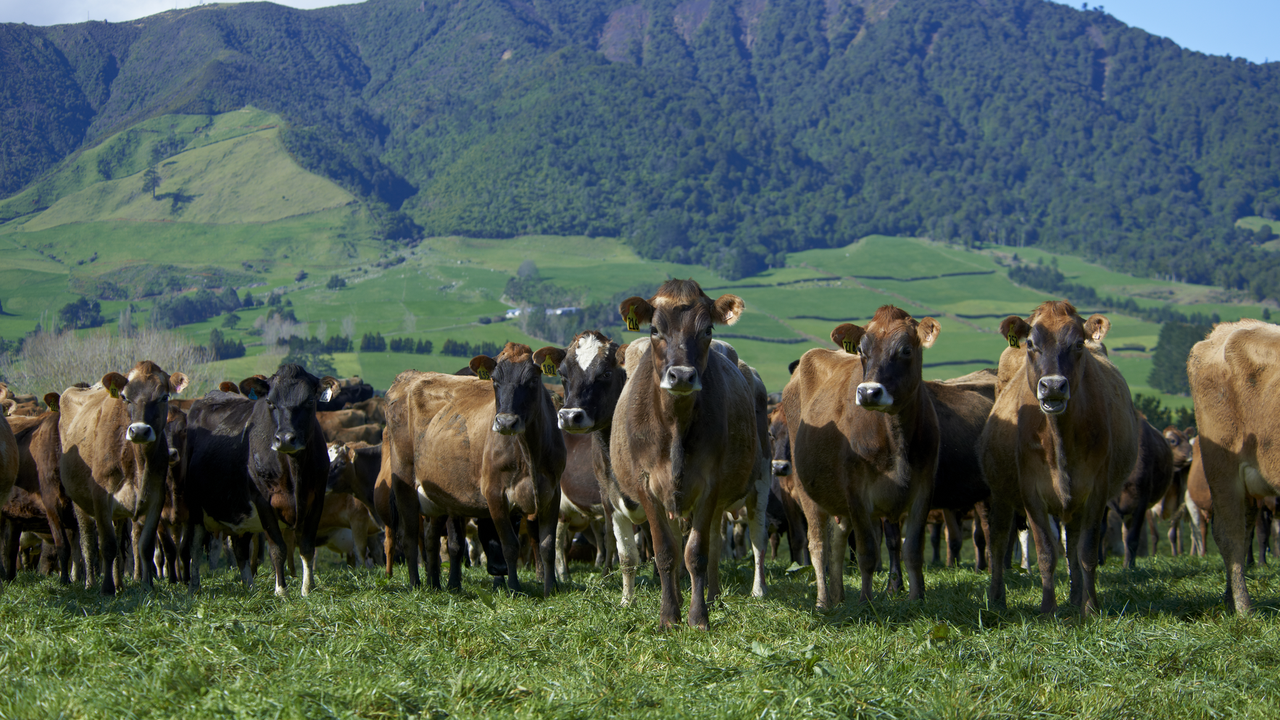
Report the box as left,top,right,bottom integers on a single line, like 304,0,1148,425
1150,426,1195,556
783,306,942,607
0,413,20,579
384,343,565,595
982,301,1139,614
1184,437,1213,557
609,279,761,629
1104,418,1175,568
2,394,81,583
1186,319,1280,612
59,362,188,594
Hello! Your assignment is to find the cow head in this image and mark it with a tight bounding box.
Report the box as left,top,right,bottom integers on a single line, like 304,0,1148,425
833,306,939,415
102,361,188,446
1001,301,1109,416
1164,426,1194,470
165,405,188,466
471,343,544,436
618,279,743,397
768,407,792,477
536,331,626,433
241,364,339,454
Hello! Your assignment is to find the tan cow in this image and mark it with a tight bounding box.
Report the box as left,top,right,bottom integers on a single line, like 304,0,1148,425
59,361,188,594
1186,319,1280,612
1183,437,1212,557
783,306,942,607
982,301,1139,615
608,279,761,629
384,343,565,595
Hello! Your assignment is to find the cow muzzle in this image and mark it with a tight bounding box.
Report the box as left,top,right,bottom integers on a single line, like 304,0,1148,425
557,407,593,433
855,383,894,410
126,423,156,444
1036,375,1070,415
660,366,702,396
167,447,180,466
272,432,305,454
772,459,791,476
492,413,525,435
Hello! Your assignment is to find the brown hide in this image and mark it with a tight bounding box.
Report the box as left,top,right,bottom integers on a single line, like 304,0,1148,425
783,306,941,608
58,361,188,594
314,491,380,566
1107,418,1175,568
610,279,758,629
1184,438,1213,557
1186,319,1280,612
330,423,383,445
981,301,1139,615
2,408,78,583
317,408,370,439
384,343,565,594
0,415,16,534
351,397,386,424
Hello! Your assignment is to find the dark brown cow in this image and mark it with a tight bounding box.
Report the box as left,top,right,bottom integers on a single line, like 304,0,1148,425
553,430,612,582
609,279,761,629
181,365,339,595
1186,319,1280,612
1104,418,1174,568
2,395,81,584
59,362,189,594
982,301,1139,615
767,406,810,566
0,412,21,578
783,306,942,607
534,332,631,593
384,343,565,595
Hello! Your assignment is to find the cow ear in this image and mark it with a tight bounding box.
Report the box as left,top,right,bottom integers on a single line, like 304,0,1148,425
712,294,745,326
43,393,60,413
618,297,654,332
1000,316,1032,348
532,347,566,377
0,399,12,416
470,356,497,381
1084,314,1111,342
319,376,340,403
788,359,800,375
102,372,129,398
240,377,271,401
615,343,629,368
218,381,240,394
169,372,189,394
917,317,941,349
831,324,866,354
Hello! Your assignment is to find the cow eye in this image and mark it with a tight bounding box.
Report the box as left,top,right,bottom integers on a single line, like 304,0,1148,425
650,326,659,337
161,394,170,403
900,347,912,359
601,371,613,381
266,400,277,410
1025,339,1035,351
703,326,713,337
1075,340,1085,350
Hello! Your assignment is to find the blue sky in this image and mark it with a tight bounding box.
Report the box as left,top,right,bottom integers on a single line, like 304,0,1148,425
1,0,1276,65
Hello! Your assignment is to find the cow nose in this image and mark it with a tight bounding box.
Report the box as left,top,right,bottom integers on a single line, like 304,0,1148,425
855,383,892,408
273,432,304,454
1037,375,1070,400
493,413,525,435
557,408,588,432
167,447,180,465
661,366,701,395
126,423,156,444
772,459,791,476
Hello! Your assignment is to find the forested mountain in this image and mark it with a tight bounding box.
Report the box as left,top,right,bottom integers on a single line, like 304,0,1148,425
3,0,1279,291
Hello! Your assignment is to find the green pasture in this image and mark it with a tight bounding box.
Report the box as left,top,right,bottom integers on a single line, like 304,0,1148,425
2,538,1278,719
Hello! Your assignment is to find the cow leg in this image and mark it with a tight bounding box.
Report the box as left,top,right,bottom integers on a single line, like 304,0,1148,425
486,504,524,595
536,497,559,598
645,505,684,631
231,534,254,589
185,520,205,592
423,515,444,590
1257,504,1273,566
256,513,292,598
1123,506,1146,569
445,516,465,591
942,510,961,568
555,516,571,585
747,475,769,597
851,514,879,604
902,489,931,601
611,512,640,606
707,513,724,605
1023,499,1059,614
986,497,1016,610
0,519,17,581
928,517,942,566
1204,443,1254,613
685,503,719,630
882,520,903,595
86,498,119,596
803,500,835,609
392,478,421,589
159,527,178,584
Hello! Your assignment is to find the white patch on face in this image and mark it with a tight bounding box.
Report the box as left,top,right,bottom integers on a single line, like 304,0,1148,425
127,367,141,381
574,334,605,372
328,445,341,462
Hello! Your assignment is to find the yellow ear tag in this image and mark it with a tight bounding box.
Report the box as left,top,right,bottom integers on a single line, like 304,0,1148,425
625,307,639,332
1007,333,1020,349
477,367,491,381
541,357,557,377
842,339,855,354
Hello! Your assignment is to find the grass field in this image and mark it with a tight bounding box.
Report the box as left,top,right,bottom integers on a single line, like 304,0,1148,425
3,539,1279,719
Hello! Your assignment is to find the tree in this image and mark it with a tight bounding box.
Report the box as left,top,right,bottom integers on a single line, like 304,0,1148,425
58,297,105,330
327,274,347,290
517,260,539,279
296,270,308,282
143,166,161,198
221,312,241,329
1148,323,1212,395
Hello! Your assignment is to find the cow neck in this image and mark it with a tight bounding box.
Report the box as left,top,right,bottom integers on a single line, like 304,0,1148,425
515,384,556,471
881,385,929,474
1038,356,1098,514
117,401,170,516
653,369,702,486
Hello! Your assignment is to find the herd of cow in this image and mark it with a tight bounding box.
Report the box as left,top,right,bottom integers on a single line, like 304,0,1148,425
1,279,1278,628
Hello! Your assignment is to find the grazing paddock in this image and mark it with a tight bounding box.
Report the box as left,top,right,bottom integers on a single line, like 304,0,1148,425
1,549,1277,719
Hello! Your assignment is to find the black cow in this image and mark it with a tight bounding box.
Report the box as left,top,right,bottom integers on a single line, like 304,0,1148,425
180,365,338,595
